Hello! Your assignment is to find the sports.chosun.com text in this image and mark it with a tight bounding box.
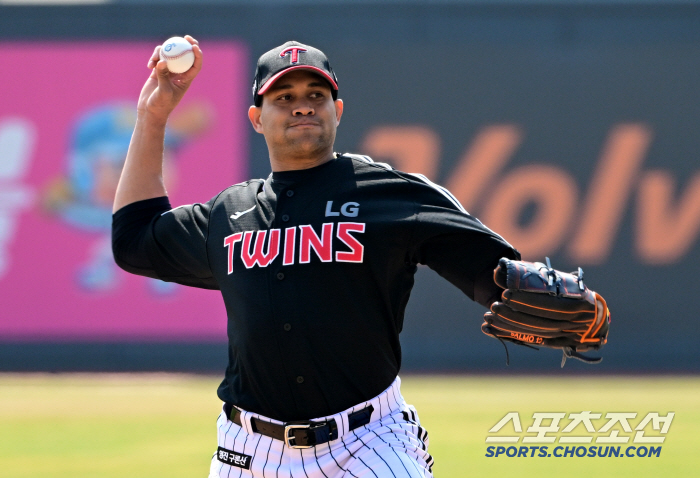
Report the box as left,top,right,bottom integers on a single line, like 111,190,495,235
486,445,662,458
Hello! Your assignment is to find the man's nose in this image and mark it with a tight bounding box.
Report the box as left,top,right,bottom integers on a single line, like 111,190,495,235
292,104,314,116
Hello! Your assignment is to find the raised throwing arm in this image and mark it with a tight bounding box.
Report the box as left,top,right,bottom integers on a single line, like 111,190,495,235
113,35,203,213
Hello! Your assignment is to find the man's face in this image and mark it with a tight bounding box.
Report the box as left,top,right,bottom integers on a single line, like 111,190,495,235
248,70,343,161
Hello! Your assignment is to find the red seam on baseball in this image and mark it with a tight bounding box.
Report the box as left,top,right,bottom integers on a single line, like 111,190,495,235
162,50,194,61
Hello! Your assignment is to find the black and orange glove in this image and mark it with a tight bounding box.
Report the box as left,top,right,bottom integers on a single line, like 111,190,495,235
481,257,610,367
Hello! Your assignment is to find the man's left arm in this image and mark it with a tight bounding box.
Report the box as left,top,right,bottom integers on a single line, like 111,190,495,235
408,185,610,366
408,184,520,308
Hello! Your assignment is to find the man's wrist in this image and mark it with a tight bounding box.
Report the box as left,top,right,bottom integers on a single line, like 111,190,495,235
136,109,169,129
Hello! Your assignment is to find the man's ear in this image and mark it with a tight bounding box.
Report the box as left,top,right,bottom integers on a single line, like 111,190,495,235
248,105,264,134
334,99,344,126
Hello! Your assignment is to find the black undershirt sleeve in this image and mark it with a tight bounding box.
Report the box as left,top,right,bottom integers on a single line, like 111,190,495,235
112,196,218,290
473,260,510,308
112,196,172,278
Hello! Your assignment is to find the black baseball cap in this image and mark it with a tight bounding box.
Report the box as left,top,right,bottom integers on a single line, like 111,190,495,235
252,41,339,107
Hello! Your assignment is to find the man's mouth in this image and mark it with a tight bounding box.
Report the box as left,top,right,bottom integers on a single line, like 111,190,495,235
288,121,320,128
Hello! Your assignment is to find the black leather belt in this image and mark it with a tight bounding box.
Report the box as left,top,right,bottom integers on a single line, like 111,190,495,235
224,403,374,449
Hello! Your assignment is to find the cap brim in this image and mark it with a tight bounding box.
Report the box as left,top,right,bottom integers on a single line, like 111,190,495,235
257,65,338,96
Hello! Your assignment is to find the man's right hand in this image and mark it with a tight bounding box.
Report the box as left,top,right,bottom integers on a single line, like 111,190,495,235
138,35,203,122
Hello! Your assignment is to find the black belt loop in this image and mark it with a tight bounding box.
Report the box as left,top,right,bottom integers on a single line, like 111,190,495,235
224,403,374,449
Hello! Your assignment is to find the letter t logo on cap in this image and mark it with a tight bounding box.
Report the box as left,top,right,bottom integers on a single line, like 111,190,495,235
280,47,307,64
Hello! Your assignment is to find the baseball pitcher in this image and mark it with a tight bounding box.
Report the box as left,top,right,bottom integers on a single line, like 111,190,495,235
112,37,610,477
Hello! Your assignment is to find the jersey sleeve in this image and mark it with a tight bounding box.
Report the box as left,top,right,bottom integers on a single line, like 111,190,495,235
112,195,219,290
408,178,520,308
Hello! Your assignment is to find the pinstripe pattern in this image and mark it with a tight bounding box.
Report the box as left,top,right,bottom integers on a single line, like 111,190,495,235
209,376,433,477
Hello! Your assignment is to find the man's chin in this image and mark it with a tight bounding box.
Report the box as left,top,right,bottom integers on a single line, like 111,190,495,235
282,136,331,156
286,128,323,141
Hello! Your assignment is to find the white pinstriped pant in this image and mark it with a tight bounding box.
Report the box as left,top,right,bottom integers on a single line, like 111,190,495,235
209,376,434,478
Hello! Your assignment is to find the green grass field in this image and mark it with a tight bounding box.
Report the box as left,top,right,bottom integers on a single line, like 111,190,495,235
0,374,697,477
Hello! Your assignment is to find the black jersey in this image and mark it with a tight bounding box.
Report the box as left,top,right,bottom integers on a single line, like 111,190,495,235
112,153,519,421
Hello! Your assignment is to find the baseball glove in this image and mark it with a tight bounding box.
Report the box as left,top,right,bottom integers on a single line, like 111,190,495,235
481,257,610,367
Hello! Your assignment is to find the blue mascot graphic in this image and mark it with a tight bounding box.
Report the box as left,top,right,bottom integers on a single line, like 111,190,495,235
44,101,211,294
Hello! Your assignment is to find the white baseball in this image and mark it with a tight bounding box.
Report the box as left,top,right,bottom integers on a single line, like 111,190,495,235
159,36,195,74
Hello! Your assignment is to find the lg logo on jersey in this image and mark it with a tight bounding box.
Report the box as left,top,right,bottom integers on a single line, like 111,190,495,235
325,201,359,217
223,223,365,273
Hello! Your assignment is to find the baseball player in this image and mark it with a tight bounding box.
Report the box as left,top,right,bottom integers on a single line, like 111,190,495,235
112,37,609,477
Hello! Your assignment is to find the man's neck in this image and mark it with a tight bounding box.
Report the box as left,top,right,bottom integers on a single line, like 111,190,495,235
269,150,335,172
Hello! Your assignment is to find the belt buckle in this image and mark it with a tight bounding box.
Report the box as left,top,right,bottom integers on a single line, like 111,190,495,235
284,423,313,449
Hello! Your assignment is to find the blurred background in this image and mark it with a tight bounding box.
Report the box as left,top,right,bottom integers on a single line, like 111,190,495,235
2,0,699,374
2,1,699,476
